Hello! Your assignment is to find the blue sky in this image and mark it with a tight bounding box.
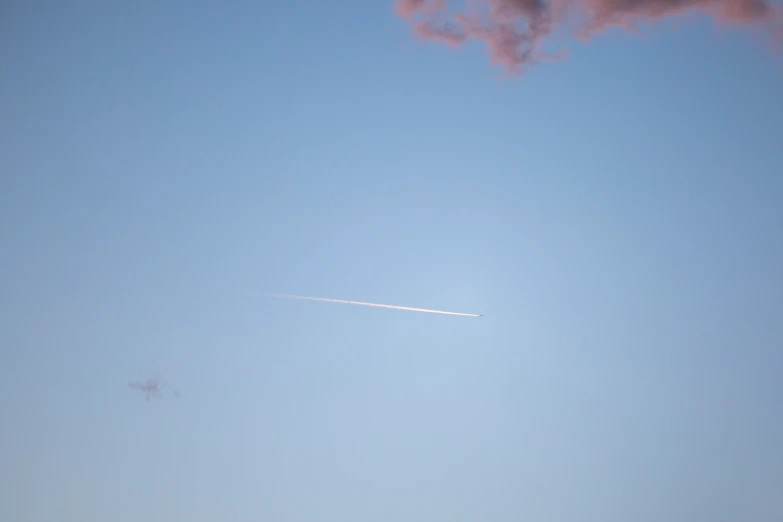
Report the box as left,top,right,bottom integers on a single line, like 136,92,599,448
1,1,782,521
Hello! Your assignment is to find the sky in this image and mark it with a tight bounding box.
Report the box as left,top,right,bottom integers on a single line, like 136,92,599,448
1,1,782,521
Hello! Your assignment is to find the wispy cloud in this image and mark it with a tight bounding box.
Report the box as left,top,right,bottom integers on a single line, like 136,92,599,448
395,0,782,73
129,377,167,401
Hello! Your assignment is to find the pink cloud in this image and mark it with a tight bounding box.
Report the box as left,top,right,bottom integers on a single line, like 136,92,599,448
395,0,782,73
415,20,468,44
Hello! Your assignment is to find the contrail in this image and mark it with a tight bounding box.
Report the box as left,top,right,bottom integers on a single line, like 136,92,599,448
269,293,481,317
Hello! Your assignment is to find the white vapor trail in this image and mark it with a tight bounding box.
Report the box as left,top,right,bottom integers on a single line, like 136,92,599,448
269,293,480,317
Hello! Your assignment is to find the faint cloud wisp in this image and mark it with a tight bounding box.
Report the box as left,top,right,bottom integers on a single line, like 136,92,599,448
128,377,166,401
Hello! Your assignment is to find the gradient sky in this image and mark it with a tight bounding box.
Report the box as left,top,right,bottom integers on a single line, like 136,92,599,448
1,1,782,521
